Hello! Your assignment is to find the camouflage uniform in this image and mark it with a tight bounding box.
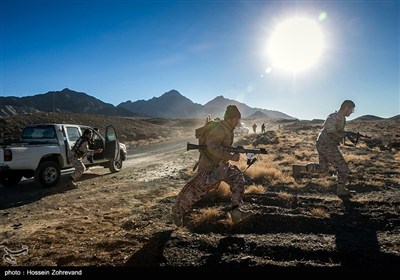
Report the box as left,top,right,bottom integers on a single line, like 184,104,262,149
68,135,97,181
173,120,245,221
316,111,349,190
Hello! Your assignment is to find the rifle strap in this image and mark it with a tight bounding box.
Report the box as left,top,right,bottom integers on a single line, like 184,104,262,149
192,158,200,171
224,158,257,181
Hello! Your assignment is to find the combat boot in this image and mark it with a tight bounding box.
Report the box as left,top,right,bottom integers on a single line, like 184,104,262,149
230,207,254,223
336,185,354,199
67,179,78,189
67,180,78,189
172,208,183,227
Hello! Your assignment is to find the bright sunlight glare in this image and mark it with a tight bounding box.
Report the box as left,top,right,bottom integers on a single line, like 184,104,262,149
268,17,324,74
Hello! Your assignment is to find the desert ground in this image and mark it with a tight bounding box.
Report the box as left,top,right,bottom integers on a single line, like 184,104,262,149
0,113,399,273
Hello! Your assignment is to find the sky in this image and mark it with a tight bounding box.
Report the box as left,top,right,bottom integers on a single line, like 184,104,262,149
1,0,399,120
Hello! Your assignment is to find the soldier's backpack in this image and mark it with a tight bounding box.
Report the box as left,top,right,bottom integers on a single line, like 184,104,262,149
192,119,220,170
195,119,220,146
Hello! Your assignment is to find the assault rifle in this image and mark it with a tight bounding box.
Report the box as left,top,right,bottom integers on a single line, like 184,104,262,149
345,131,371,146
187,142,267,166
187,142,267,154
187,142,268,178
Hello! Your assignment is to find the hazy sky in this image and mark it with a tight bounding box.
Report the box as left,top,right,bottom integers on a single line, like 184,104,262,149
1,0,399,120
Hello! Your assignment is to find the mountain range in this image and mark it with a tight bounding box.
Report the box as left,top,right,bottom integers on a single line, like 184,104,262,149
0,88,295,120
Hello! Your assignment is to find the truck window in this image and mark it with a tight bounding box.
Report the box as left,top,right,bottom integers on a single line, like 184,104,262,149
22,127,35,139
22,126,56,139
106,131,116,141
66,127,80,141
93,132,102,141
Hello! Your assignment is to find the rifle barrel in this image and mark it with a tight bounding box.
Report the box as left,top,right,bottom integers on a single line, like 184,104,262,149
186,142,267,154
225,147,267,154
187,143,206,151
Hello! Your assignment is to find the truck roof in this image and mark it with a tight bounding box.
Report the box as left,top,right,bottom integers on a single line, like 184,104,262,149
26,123,84,127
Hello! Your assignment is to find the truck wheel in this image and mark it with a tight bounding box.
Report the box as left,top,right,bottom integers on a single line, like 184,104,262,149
109,153,123,173
0,172,23,186
35,161,61,188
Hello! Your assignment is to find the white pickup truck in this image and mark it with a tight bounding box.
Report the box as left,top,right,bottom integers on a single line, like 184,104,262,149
0,123,127,187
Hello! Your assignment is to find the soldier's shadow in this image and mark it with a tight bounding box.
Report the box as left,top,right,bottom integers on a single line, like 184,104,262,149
333,199,388,266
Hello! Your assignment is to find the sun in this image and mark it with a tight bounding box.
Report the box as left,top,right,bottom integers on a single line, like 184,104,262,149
268,17,324,73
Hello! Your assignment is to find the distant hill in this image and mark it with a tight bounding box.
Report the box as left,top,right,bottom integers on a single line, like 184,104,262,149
117,90,204,118
245,110,270,120
387,114,400,121
202,96,295,120
118,91,295,120
1,88,294,120
352,115,385,121
0,88,134,117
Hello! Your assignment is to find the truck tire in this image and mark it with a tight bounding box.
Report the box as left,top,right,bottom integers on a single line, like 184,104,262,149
0,172,23,186
109,153,123,173
35,161,61,188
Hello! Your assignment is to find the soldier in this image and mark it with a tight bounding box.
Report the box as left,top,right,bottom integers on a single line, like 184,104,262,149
172,105,253,227
67,129,103,188
252,123,257,133
261,123,266,133
316,100,356,198
87,127,99,164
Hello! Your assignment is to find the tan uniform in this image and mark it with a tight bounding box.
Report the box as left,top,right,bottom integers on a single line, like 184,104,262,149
68,136,97,181
173,120,245,219
316,111,349,188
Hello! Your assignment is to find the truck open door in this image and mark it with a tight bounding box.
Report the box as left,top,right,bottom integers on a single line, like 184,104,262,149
104,125,119,161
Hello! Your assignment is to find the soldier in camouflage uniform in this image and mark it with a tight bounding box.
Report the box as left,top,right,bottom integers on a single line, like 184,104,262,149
172,105,253,227
67,129,103,188
316,100,356,198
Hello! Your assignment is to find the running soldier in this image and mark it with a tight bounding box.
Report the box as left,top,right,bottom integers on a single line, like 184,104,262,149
67,129,103,188
261,123,266,133
316,100,356,198
172,105,253,227
252,123,257,133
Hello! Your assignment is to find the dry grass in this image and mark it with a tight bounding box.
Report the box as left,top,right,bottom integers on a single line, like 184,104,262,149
191,208,225,226
363,178,386,188
392,176,400,185
277,191,293,201
354,197,384,203
245,165,272,179
259,154,277,165
280,173,297,184
245,184,265,194
309,208,330,218
245,165,288,185
293,150,316,161
203,181,232,202
284,154,301,165
215,181,232,198
344,153,371,162
372,160,394,168
236,159,249,171
317,176,334,188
